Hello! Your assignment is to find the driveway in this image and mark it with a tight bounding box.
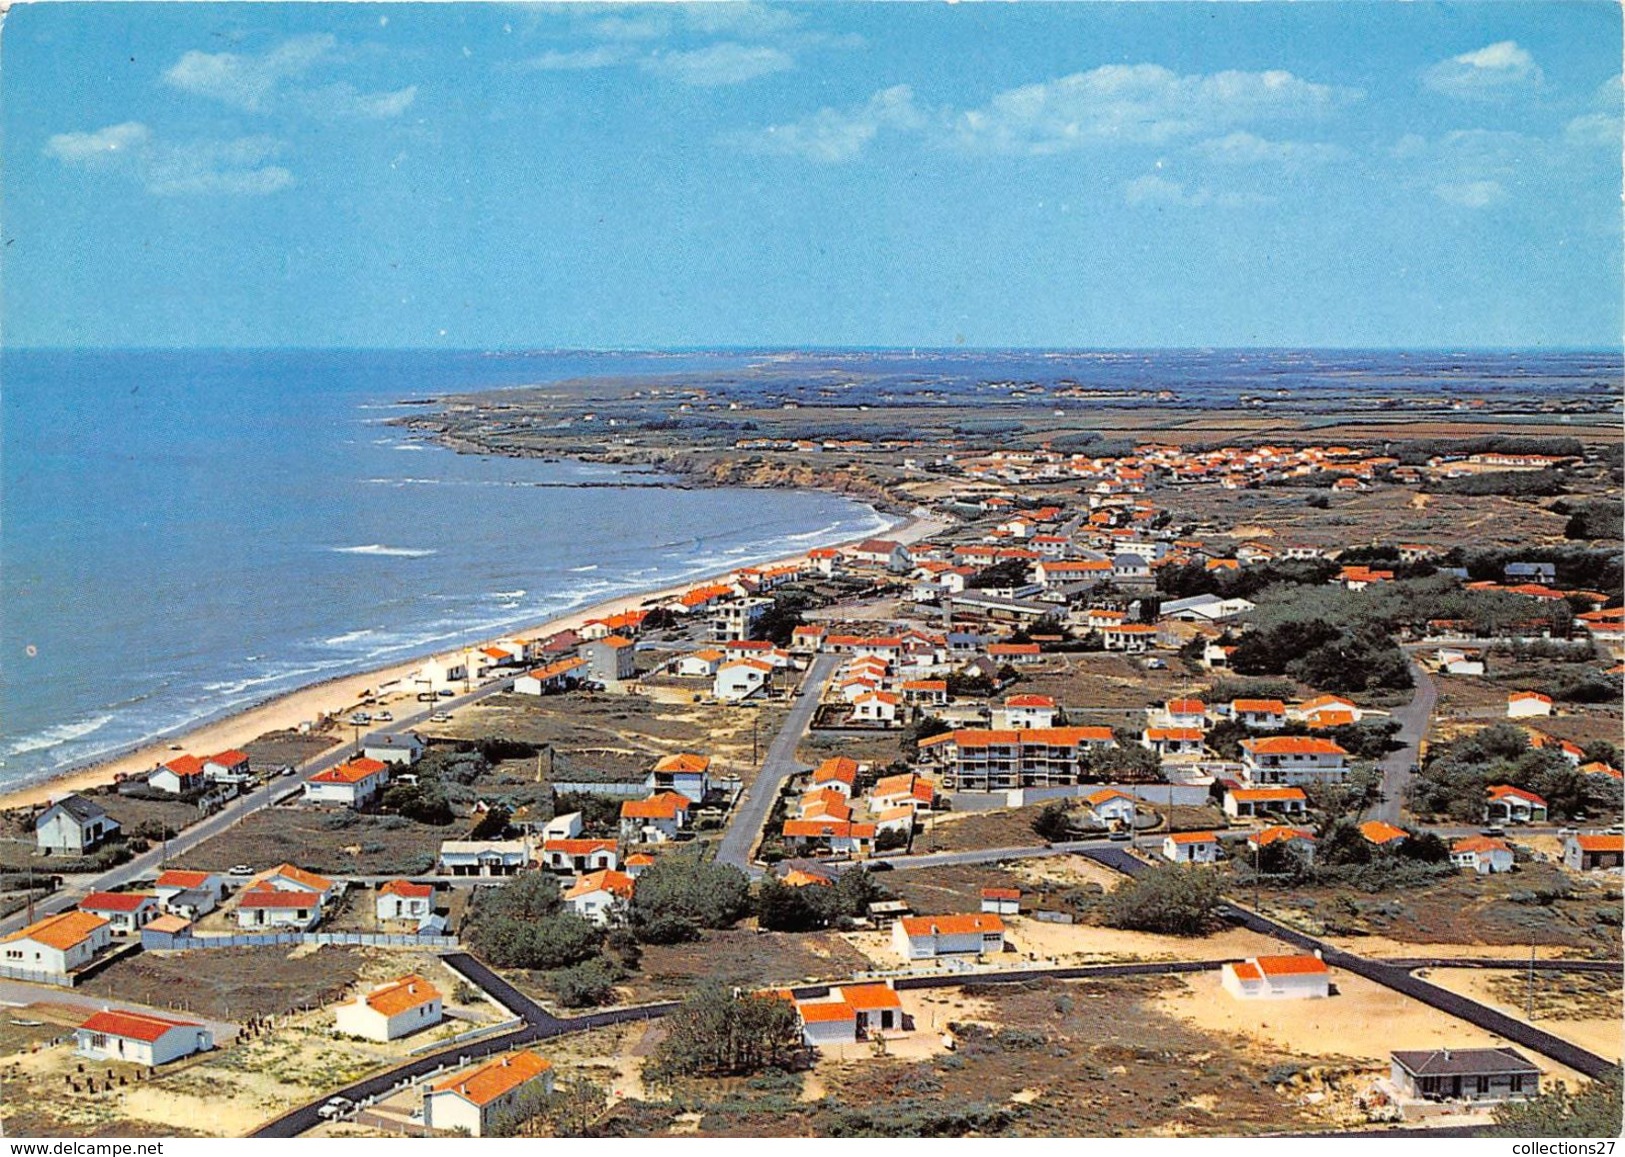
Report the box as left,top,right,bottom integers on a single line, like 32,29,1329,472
714,653,840,873
1370,657,1436,824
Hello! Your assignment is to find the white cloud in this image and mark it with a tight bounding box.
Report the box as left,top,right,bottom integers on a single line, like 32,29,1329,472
516,45,632,72
301,82,417,120
1432,180,1506,208
164,33,335,111
682,3,803,40
163,34,413,119
43,122,152,168
1564,110,1621,150
1423,40,1542,99
1193,131,1343,165
737,85,923,163
951,65,1360,154
44,122,292,197
1122,171,1267,209
642,42,792,87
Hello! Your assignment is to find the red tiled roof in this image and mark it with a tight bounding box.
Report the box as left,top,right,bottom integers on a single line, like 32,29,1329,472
78,1009,201,1043
80,891,155,913
379,879,434,899
431,1051,553,1107
897,913,1004,937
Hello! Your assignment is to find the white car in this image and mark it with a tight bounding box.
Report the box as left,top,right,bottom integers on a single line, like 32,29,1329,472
374,710,393,723
317,1097,355,1120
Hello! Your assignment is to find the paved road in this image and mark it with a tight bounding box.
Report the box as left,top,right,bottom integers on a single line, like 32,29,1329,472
1370,656,1437,824
0,678,516,938
715,653,840,873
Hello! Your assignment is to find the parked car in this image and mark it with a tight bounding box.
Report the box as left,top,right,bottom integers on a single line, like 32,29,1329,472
375,710,393,723
348,712,371,726
227,864,254,877
318,1097,355,1120
430,712,453,723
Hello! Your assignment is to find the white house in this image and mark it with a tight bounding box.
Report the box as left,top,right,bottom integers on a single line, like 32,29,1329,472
423,1051,555,1137
1223,785,1309,820
563,869,635,926
1083,788,1138,827
154,870,224,917
619,792,691,843
1229,699,1287,730
714,658,772,701
376,879,436,922
980,887,1021,915
303,757,390,808
1450,836,1515,875
1220,955,1330,1000
852,691,901,725
1240,737,1350,786
334,974,443,1042
438,840,531,877
542,812,583,841
148,755,205,795
674,649,726,678
794,999,858,1048
202,749,253,784
35,794,120,854
249,863,339,905
1506,691,1553,719
78,891,159,935
421,654,470,691
891,913,1005,959
513,657,586,694
1143,727,1206,759
1162,831,1220,864
647,753,712,803
994,694,1058,730
363,731,425,767
849,538,913,572
1485,785,1549,824
1438,649,1486,676
76,1010,212,1067
236,887,321,930
0,911,112,977
540,839,618,874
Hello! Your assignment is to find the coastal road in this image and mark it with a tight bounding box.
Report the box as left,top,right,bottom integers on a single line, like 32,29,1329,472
1369,655,1437,825
714,653,840,874
0,678,517,938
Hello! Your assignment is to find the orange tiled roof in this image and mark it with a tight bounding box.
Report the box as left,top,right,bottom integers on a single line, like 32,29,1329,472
365,974,441,1016
78,1009,200,1042
3,910,108,951
620,792,691,820
840,983,902,1011
310,758,389,785
1359,821,1408,844
1255,955,1328,977
1241,736,1348,757
897,913,1004,937
431,1051,553,1107
380,879,434,899
157,870,214,889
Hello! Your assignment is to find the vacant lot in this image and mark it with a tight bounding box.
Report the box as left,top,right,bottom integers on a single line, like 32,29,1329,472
81,944,368,1021
610,928,877,1006
1254,863,1622,954
589,975,1385,1137
885,862,1027,916
1011,654,1194,713
173,804,447,877
1423,967,1623,1064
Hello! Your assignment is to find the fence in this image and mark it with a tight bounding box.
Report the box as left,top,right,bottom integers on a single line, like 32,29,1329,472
142,929,458,951
550,781,647,799
0,962,72,987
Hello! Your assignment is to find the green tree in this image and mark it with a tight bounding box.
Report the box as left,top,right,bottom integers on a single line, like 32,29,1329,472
756,876,825,932
489,1078,609,1138
1102,865,1224,936
381,775,454,825
628,857,752,943
1031,801,1076,843
549,959,623,1008
642,986,803,1087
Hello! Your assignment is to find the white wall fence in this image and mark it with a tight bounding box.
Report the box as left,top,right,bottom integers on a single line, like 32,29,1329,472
142,929,458,951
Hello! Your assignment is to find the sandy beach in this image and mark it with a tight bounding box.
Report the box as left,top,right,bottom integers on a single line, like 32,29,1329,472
0,510,948,813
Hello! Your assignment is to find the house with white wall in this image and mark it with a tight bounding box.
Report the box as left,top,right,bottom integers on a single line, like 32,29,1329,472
334,974,443,1042
75,1010,212,1066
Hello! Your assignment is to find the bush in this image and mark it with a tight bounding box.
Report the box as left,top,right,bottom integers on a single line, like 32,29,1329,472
642,986,802,1087
549,959,623,1008
1102,865,1224,936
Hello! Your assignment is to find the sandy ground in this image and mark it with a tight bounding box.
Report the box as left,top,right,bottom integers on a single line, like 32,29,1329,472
847,916,1296,971
0,513,948,813
1417,967,1623,1063
1152,968,1591,1089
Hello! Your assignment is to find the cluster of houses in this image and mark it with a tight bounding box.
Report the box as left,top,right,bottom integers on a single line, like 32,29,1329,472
778,757,937,858
140,749,254,795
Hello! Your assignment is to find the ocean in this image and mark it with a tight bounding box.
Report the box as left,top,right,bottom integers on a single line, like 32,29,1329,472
3,345,1615,794
0,348,889,792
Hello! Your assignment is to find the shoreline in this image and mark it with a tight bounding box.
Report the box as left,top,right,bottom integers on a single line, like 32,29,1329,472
0,506,948,813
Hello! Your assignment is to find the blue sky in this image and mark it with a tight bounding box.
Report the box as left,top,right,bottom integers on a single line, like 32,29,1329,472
4,2,1620,349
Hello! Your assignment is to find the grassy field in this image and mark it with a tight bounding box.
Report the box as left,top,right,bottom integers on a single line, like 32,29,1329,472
173,805,448,877
1253,862,1623,953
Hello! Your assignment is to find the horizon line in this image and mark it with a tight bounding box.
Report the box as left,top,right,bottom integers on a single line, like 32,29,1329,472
5,343,1623,357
